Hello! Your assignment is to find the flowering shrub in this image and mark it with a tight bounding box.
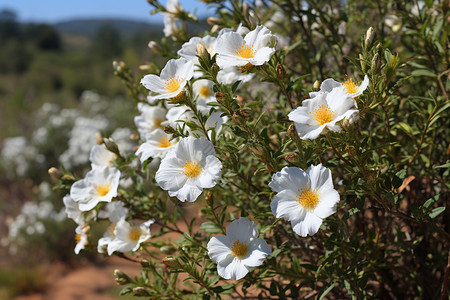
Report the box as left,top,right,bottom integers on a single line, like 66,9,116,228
52,0,449,298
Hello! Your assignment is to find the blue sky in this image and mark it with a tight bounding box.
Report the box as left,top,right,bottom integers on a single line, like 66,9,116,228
0,0,215,23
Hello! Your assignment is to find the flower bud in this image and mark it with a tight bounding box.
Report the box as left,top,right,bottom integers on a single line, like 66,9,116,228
163,126,176,134
160,245,176,254
285,153,300,163
215,92,226,105
211,24,220,33
371,53,381,73
162,256,181,269
96,132,103,144
313,80,320,90
103,137,120,155
132,287,149,296
48,167,62,180
277,63,285,79
112,61,121,72
197,42,210,62
148,41,162,52
114,269,132,285
207,17,220,25
287,124,298,140
130,133,139,140
365,27,375,48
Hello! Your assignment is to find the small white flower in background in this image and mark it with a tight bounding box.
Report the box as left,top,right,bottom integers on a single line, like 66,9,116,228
111,127,135,154
216,66,255,86
74,224,89,254
310,75,369,101
135,129,178,163
90,144,116,169
97,201,129,254
215,25,277,69
106,217,155,255
288,87,358,140
269,164,340,237
207,217,271,280
192,79,217,114
155,136,222,202
63,194,91,225
178,35,217,63
70,166,121,211
141,58,194,102
98,201,129,223
162,105,227,139
134,103,167,141
162,0,184,37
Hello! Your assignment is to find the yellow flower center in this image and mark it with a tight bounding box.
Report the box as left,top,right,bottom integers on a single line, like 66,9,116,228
154,118,164,128
75,233,82,244
158,137,172,148
297,188,320,210
312,104,335,125
199,86,210,98
128,227,142,242
231,240,248,259
182,161,202,178
108,223,117,236
96,184,110,197
170,91,185,103
165,77,183,93
236,44,255,59
343,78,358,94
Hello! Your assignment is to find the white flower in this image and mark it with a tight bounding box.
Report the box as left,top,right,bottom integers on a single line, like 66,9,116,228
216,66,255,86
207,217,271,280
134,103,167,141
141,58,194,101
98,201,128,223
162,105,227,139
135,129,177,163
63,194,92,225
74,224,89,254
269,164,340,237
178,35,217,63
106,217,155,255
311,75,369,100
155,136,222,202
70,167,121,211
215,25,276,69
288,88,358,140
97,202,128,254
192,79,217,114
90,144,116,169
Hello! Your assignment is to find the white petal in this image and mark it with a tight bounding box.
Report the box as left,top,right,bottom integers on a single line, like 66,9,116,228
307,164,333,191
141,75,167,94
270,191,303,221
218,257,249,280
251,47,275,66
291,212,323,237
171,183,203,202
207,235,232,263
216,32,245,57
296,123,326,140
320,78,341,92
268,166,308,193
226,217,258,243
241,238,271,268
314,188,339,218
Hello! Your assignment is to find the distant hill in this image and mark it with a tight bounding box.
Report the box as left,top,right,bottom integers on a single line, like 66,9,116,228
54,18,163,37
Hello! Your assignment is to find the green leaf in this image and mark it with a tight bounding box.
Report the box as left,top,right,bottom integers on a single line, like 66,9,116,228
411,69,436,78
200,222,222,233
429,207,445,219
318,282,336,300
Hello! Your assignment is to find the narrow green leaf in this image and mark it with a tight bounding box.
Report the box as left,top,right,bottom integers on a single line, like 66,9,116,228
429,207,445,219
